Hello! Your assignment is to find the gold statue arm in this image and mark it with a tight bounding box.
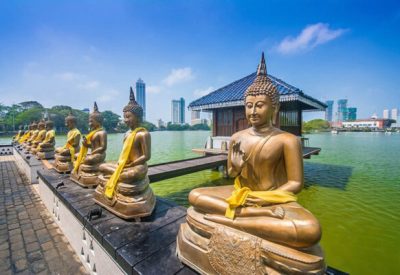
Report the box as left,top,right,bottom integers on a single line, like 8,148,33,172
227,137,245,178
277,135,304,194
91,132,107,155
131,131,151,166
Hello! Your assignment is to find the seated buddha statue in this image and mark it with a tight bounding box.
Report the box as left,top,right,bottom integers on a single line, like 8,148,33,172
53,112,81,173
94,89,155,220
17,124,32,148
71,102,107,187
12,125,25,144
177,53,326,275
36,120,56,159
24,121,39,152
29,120,47,154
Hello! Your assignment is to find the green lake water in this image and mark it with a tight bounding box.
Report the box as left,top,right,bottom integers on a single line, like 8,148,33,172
2,131,399,274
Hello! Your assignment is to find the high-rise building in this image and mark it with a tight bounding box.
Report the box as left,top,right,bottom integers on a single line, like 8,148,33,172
157,119,165,128
325,100,334,122
383,109,389,119
136,78,146,121
391,108,398,120
191,110,201,125
347,107,357,121
337,99,348,122
171,97,186,124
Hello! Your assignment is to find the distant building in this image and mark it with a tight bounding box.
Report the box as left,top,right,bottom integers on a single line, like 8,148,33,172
347,107,357,121
157,119,166,128
342,118,395,129
191,118,209,126
325,100,334,122
383,109,389,119
391,108,398,120
171,98,185,124
191,111,201,125
136,78,146,120
82,108,90,114
337,99,348,122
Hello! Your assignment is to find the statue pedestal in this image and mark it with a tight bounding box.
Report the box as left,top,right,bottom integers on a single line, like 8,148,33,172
53,154,73,173
70,164,101,188
94,174,156,220
37,151,55,160
177,207,326,275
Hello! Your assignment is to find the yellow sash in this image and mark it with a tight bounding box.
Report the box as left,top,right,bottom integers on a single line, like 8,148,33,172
64,128,81,162
19,131,31,143
225,177,297,219
73,128,102,173
28,130,39,142
37,130,55,150
34,130,46,143
13,132,21,141
104,127,145,199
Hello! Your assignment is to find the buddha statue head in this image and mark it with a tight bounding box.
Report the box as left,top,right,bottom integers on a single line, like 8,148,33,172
38,120,46,130
123,87,143,129
244,52,280,128
65,112,77,130
31,121,38,130
45,120,54,130
89,102,103,130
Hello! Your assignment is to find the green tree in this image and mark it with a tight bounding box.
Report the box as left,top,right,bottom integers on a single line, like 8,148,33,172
140,121,156,132
303,119,330,132
101,111,121,132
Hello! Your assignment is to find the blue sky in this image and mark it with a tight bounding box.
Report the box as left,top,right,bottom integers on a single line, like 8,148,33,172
0,0,399,124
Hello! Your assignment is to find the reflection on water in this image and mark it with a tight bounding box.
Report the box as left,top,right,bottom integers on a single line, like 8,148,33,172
2,131,400,274
304,162,353,190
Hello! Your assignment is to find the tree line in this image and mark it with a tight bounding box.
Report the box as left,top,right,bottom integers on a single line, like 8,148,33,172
0,101,121,134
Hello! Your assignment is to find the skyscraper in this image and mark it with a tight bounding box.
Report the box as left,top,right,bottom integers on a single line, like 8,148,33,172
171,97,185,124
337,99,348,122
391,108,398,120
347,107,357,121
325,100,334,122
136,78,146,121
383,109,389,119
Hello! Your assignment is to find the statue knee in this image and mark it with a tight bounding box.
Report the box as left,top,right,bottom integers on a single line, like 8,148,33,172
296,221,322,248
188,188,203,206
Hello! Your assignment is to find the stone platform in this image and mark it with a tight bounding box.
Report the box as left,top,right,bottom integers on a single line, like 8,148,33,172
0,155,87,274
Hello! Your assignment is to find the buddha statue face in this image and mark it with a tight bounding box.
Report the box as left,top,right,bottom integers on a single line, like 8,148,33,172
45,121,54,130
123,111,139,130
31,123,38,130
89,114,102,130
245,94,279,128
38,122,45,130
65,117,76,129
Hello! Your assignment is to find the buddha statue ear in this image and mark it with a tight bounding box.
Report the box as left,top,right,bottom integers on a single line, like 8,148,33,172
272,103,280,126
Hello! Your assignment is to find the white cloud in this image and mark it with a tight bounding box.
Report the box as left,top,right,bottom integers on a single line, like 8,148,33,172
193,86,214,97
78,80,100,90
54,72,81,81
277,23,347,54
147,85,162,94
163,67,194,86
97,89,119,102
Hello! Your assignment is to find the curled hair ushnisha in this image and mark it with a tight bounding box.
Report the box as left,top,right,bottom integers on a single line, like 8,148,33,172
244,52,280,108
65,111,77,124
90,101,104,124
123,87,143,123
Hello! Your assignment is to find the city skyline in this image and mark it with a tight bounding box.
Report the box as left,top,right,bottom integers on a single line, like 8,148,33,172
0,1,399,124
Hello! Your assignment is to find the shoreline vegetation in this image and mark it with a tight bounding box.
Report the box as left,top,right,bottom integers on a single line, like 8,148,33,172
0,100,210,136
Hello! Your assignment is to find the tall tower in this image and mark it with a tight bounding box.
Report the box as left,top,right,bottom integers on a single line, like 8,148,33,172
347,107,357,121
383,109,389,119
171,97,186,124
136,78,146,121
337,99,348,122
325,100,334,122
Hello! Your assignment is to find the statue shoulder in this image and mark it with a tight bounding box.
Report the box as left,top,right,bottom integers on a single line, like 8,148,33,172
280,132,301,149
231,128,250,141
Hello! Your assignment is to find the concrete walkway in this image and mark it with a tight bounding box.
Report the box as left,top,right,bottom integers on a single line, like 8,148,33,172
0,155,87,275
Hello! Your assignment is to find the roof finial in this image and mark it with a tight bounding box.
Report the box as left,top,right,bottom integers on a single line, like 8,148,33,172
129,86,136,103
257,52,267,76
93,101,99,112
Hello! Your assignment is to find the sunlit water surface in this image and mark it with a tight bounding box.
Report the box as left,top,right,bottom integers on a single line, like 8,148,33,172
2,131,399,274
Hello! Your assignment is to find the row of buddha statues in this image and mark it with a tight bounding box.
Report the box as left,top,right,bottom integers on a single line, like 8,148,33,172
12,54,326,274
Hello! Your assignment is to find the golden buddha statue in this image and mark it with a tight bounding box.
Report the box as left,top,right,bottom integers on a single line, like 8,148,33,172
71,102,107,187
36,120,56,159
94,89,155,220
12,125,25,144
177,53,325,274
22,121,38,149
29,120,47,154
53,112,81,173
17,124,32,146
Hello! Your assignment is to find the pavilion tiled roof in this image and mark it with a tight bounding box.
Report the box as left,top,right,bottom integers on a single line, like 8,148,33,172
188,72,326,111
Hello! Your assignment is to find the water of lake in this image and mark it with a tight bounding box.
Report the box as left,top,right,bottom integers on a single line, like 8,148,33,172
2,131,399,274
